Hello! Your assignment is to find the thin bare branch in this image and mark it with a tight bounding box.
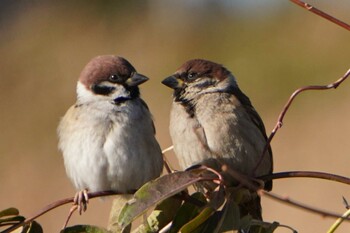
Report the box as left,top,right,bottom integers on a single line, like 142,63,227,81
263,191,350,221
222,164,264,191
224,168,350,221
259,171,350,186
254,69,350,174
162,145,175,173
1,190,124,233
290,0,350,31
343,197,350,210
162,145,174,154
274,68,349,130
327,208,350,233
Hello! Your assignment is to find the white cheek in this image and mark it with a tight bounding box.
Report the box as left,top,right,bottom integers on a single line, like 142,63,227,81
76,81,104,103
217,74,237,91
76,81,130,104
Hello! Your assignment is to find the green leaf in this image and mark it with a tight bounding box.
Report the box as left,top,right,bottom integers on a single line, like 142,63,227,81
23,221,43,233
0,208,19,218
130,221,150,233
61,225,109,233
264,221,280,233
206,185,226,210
250,221,296,233
133,196,184,232
237,215,253,231
219,198,241,231
179,207,215,233
0,216,25,225
118,170,205,229
145,196,183,232
108,195,133,233
170,186,227,233
198,212,222,233
200,199,240,233
170,192,207,233
170,187,227,233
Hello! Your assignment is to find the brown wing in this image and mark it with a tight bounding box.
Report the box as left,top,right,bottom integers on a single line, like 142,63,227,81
139,98,157,135
232,86,273,191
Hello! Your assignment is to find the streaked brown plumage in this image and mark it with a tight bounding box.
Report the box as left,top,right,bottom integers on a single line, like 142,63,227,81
162,59,273,223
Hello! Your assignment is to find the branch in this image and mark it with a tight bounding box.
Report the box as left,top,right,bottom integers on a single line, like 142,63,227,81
1,190,124,233
162,145,175,174
263,191,350,221
225,168,350,221
290,0,350,31
259,171,350,222
254,68,350,174
327,208,350,233
272,68,349,135
259,171,350,186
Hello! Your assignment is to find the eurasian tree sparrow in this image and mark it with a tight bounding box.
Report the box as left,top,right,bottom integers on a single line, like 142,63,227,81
162,59,273,221
58,55,163,211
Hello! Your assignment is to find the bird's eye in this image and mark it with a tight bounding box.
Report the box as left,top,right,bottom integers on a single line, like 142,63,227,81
109,74,123,83
187,72,198,80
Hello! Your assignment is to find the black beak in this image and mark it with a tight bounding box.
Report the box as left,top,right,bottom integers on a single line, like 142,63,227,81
161,75,183,89
126,73,149,86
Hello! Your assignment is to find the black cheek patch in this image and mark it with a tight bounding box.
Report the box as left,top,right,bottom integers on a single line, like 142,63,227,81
124,85,140,99
173,88,196,118
113,96,132,105
91,84,115,95
112,86,141,105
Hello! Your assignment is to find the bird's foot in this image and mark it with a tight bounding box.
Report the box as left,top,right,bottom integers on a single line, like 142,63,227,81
73,189,89,215
62,189,89,230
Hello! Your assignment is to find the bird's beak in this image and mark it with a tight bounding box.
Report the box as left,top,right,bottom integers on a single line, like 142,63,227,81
126,73,149,86
162,75,183,89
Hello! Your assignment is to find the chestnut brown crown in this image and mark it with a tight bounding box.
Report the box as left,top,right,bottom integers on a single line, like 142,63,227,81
79,55,138,88
77,55,149,99
174,59,231,82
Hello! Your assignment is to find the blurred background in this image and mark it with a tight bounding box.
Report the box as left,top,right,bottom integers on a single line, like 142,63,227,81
0,0,349,232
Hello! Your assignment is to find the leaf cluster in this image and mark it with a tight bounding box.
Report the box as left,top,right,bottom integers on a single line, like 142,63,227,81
0,208,42,233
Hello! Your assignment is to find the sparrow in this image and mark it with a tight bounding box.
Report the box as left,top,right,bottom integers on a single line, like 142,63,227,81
58,55,163,213
162,59,273,223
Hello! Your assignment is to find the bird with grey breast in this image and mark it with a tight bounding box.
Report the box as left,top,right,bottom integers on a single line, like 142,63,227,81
162,59,273,228
58,55,163,214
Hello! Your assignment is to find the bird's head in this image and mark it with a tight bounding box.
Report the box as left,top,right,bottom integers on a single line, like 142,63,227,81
162,59,237,102
77,55,148,105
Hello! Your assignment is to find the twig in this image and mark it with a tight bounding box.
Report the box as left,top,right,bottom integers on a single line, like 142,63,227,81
162,145,175,174
254,69,350,174
290,0,350,31
263,191,350,221
343,197,350,210
327,208,350,233
222,164,264,191
1,190,124,233
162,145,174,154
259,171,350,186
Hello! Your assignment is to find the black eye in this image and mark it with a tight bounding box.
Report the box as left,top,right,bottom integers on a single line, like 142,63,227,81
187,72,198,80
109,74,123,83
